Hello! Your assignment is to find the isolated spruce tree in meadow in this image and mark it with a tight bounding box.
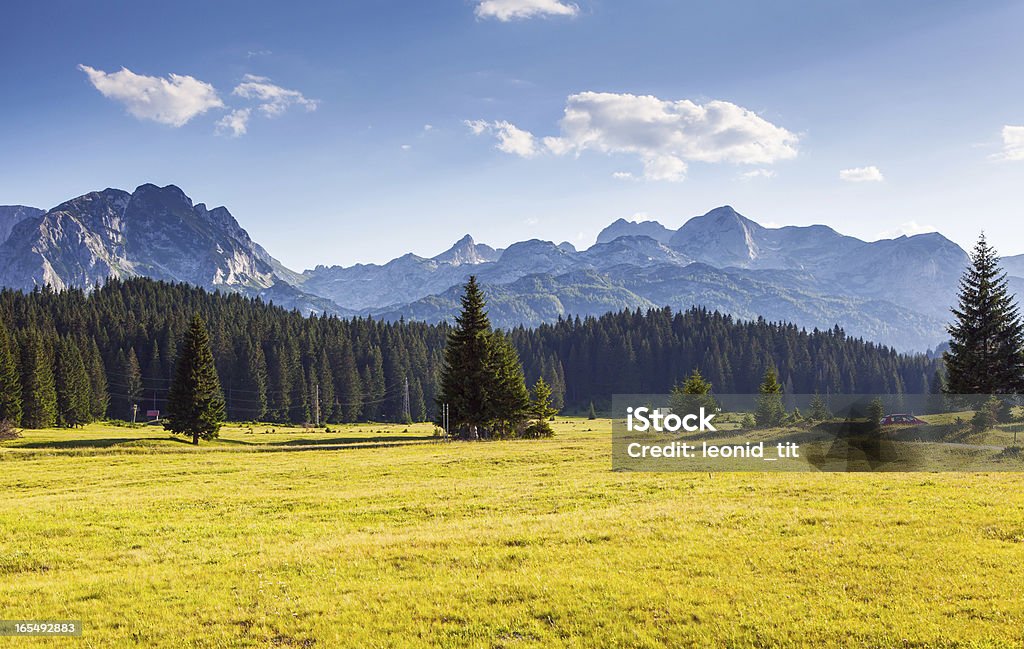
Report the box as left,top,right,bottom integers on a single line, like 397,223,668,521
438,276,494,439
808,391,830,422
588,401,597,420
944,233,1024,394
670,369,718,416
754,367,785,428
0,320,23,425
165,316,226,445
524,377,557,438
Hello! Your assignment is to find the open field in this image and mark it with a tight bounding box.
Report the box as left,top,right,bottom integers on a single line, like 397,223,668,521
2,419,1024,647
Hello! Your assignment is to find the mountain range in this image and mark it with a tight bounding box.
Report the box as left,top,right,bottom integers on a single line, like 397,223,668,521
2,183,1018,352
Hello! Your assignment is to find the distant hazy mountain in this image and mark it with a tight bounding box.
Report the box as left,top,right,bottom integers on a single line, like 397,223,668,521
0,187,984,350
0,206,44,244
596,218,674,245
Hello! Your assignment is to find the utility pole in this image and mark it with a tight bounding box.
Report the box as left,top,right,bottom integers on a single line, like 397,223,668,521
314,383,321,428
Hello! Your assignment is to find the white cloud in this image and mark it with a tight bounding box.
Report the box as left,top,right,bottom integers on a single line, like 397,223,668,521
741,168,776,179
839,166,885,182
612,171,636,181
401,144,412,150
468,91,798,181
424,124,434,131
215,108,251,137
464,119,539,157
475,0,579,21
78,64,223,126
464,119,489,135
996,125,1024,161
231,74,318,117
875,221,937,240
524,217,540,226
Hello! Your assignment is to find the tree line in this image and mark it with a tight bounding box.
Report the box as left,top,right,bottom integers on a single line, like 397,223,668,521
0,276,940,428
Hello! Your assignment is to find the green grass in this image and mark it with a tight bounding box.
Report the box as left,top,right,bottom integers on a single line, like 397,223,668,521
2,419,1023,647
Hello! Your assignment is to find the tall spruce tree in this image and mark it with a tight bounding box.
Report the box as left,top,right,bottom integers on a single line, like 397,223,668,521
165,316,226,444
486,332,530,437
438,276,494,439
120,348,143,421
85,338,109,420
19,330,57,429
54,337,92,427
0,320,22,424
944,233,1024,394
524,377,557,438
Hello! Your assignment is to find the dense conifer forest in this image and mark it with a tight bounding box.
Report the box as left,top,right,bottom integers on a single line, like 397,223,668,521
0,278,939,427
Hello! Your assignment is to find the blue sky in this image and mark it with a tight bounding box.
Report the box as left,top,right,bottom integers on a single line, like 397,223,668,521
1,0,1022,268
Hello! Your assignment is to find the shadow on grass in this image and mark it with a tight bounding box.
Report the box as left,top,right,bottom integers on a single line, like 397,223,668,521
269,435,435,447
13,435,188,449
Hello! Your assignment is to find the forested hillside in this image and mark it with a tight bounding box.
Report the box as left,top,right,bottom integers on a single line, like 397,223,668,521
0,278,938,427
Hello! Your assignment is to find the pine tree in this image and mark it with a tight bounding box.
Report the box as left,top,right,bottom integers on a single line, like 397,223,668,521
0,319,22,425
808,391,830,421
944,233,1024,394
486,332,530,437
669,369,718,417
120,348,143,421
867,397,885,433
336,341,362,423
165,316,226,444
926,370,947,414
19,330,57,429
85,338,109,420
754,367,785,428
524,377,556,438
588,401,597,420
54,337,92,427
437,276,494,439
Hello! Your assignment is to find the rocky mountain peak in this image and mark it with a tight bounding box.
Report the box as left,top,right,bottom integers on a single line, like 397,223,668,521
433,234,499,265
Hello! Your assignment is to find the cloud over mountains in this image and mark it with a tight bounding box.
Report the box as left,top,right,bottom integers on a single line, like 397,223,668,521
468,92,799,181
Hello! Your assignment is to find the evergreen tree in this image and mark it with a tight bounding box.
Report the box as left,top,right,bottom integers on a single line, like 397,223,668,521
926,370,947,414
944,233,1024,394
119,348,143,421
669,369,718,416
808,391,830,421
19,330,57,429
867,397,885,433
588,401,597,420
486,332,530,437
85,338,109,420
754,367,785,428
0,319,22,424
524,377,556,438
54,337,91,427
165,316,225,444
437,276,494,439
335,341,362,422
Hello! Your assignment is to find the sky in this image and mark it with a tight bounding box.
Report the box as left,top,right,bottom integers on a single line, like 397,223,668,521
1,0,1022,269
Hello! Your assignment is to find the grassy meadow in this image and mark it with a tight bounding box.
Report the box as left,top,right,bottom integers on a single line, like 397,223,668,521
2,418,1024,647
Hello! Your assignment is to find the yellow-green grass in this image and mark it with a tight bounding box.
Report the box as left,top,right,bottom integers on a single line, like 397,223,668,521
2,419,1023,647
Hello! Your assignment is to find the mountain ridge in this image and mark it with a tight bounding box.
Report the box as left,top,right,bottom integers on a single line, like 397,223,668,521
0,184,1004,351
